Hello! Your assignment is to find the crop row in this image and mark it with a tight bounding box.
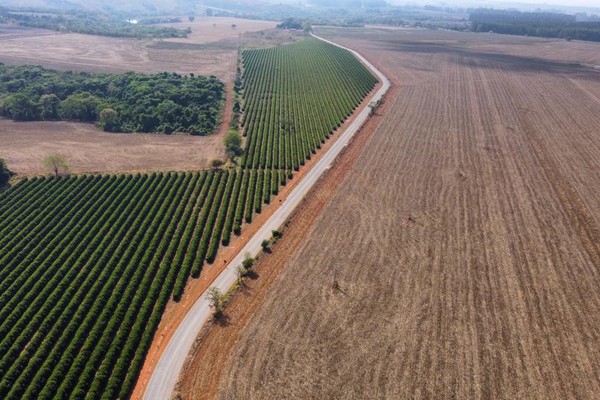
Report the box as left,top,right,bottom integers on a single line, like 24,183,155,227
0,169,284,399
240,38,378,170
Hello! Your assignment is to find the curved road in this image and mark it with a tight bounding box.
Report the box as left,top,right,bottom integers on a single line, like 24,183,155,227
144,33,390,400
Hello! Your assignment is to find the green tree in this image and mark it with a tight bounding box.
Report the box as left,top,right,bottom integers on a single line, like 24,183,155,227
0,158,10,186
223,129,243,159
43,153,69,176
59,92,102,122
210,159,224,170
261,239,270,252
98,108,120,132
206,287,225,319
39,94,60,119
242,254,254,270
1,94,40,121
303,21,312,35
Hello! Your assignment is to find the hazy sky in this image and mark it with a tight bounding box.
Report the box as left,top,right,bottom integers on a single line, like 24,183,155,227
396,0,600,10
512,0,600,7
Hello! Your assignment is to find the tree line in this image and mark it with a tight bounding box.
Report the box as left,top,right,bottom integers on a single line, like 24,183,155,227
0,9,190,39
0,65,224,135
470,9,600,42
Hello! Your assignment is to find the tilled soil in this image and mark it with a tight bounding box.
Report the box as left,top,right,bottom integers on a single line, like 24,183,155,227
183,28,600,399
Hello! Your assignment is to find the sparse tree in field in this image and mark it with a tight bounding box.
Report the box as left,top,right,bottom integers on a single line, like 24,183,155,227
242,254,254,270
368,100,381,116
261,239,270,252
206,287,225,318
223,129,243,160
210,159,225,170
0,158,10,186
188,16,195,22
236,265,248,285
231,24,237,30
98,108,120,132
43,153,69,177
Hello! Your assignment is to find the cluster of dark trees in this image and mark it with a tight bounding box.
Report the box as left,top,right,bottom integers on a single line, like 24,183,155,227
0,158,10,186
277,17,304,30
0,10,190,39
137,16,182,25
470,9,600,42
0,64,225,135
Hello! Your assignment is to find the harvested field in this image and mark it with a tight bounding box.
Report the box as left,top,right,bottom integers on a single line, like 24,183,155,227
160,17,276,45
0,17,275,82
182,28,600,399
0,120,223,175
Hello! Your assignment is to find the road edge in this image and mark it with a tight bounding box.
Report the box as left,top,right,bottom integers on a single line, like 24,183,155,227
143,33,391,400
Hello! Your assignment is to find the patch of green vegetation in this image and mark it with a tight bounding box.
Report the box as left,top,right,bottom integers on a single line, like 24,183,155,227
0,9,190,38
470,10,600,42
0,64,224,135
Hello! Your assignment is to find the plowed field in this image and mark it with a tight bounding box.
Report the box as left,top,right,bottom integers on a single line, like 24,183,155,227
181,28,600,399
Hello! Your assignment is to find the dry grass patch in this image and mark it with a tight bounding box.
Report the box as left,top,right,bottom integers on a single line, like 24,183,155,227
0,120,224,175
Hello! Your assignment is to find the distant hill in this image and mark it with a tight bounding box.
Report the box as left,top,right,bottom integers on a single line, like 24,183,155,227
0,0,264,14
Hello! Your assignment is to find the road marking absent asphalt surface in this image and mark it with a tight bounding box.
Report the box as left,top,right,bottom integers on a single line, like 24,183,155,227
144,33,390,400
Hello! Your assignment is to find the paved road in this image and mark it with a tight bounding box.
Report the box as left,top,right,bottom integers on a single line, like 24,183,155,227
144,34,390,400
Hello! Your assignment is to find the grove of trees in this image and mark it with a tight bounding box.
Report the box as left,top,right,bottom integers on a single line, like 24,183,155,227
0,10,190,39
470,9,600,42
0,65,224,135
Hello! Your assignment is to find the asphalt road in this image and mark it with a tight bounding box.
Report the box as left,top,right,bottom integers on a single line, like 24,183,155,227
143,33,390,400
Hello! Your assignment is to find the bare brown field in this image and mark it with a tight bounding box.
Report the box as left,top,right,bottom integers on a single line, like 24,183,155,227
0,120,224,175
181,28,600,399
0,17,275,82
160,17,276,44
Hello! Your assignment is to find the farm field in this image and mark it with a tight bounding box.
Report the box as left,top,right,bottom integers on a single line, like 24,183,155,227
0,38,376,399
0,18,275,82
184,28,600,399
0,17,275,175
0,119,226,175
